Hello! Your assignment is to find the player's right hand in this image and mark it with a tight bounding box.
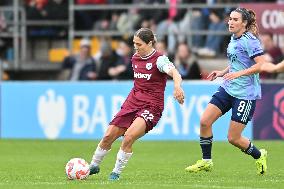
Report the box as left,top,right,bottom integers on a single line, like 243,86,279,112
207,71,223,81
174,87,185,105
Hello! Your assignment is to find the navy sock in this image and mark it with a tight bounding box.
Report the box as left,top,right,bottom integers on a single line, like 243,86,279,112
244,142,261,159
200,136,213,159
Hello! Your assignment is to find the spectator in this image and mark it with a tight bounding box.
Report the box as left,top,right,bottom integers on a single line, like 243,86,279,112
2,71,9,80
94,12,119,31
0,12,7,32
180,0,207,50
260,33,283,64
155,40,168,56
96,39,124,80
0,0,12,31
61,38,97,80
75,0,107,30
156,0,198,55
133,0,167,25
25,0,68,37
109,39,134,80
155,40,174,61
44,0,68,20
117,8,140,33
260,32,284,79
197,9,227,57
174,43,202,79
25,0,49,20
0,5,12,61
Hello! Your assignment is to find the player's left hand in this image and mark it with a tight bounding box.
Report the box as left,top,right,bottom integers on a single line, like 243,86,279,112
223,72,241,81
174,87,185,105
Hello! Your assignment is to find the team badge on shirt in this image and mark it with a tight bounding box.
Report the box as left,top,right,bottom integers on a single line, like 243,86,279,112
146,63,152,70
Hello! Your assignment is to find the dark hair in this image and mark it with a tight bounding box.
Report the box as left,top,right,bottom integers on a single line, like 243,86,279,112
134,28,157,45
234,8,259,37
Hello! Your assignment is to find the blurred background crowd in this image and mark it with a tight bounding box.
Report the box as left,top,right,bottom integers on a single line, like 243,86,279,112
0,0,283,81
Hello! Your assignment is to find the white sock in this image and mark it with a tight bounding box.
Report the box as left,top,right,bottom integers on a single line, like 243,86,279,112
112,148,133,174
91,146,110,166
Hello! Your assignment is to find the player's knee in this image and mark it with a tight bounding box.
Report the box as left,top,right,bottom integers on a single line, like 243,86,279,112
227,134,240,145
200,117,211,130
101,134,114,146
122,134,135,147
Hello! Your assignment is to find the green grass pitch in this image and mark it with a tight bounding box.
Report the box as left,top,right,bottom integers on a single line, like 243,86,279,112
0,139,283,189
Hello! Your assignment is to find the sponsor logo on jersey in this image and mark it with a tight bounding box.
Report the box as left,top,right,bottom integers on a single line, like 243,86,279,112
146,63,152,70
134,72,152,80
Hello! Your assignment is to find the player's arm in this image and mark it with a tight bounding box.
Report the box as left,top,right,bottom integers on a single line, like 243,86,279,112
275,60,284,72
168,68,185,105
157,55,184,104
207,66,230,81
223,55,266,80
261,60,284,73
223,37,268,80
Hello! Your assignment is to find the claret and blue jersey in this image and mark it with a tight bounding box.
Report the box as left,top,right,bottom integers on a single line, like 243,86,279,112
222,31,264,100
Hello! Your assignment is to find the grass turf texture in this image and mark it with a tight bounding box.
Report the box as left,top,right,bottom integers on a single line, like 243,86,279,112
0,140,283,189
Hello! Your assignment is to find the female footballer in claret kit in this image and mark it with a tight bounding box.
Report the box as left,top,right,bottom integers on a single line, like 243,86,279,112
88,28,185,181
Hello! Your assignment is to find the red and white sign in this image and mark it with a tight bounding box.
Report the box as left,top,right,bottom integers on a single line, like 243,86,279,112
240,3,284,34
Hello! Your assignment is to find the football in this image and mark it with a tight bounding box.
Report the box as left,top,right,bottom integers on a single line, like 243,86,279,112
65,158,90,180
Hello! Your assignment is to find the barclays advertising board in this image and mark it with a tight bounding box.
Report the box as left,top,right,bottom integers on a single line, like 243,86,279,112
1,81,252,140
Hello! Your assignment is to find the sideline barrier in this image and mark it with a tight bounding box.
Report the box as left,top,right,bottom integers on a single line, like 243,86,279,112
254,83,284,140
1,81,252,140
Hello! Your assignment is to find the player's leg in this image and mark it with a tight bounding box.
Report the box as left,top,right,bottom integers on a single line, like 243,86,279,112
227,121,251,149
185,103,221,172
90,125,126,175
229,99,267,174
120,117,146,152
227,121,267,174
186,87,231,172
200,103,223,160
110,117,147,180
99,125,127,150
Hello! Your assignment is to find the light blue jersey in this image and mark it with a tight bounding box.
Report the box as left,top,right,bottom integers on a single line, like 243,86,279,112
221,32,264,100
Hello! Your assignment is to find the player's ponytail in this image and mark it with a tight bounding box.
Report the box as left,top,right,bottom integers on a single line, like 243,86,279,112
246,9,259,37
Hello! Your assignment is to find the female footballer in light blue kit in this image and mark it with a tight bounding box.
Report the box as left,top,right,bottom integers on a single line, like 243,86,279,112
185,8,269,174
